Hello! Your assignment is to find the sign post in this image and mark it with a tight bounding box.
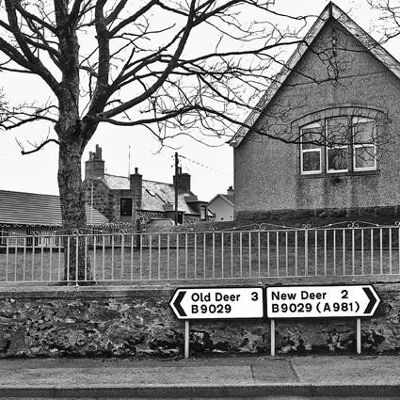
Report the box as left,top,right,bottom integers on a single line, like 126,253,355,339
170,287,264,358
266,285,380,355
184,320,190,359
356,318,362,355
270,319,276,357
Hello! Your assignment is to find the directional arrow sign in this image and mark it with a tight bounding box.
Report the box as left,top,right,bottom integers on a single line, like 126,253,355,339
266,285,381,319
170,287,264,320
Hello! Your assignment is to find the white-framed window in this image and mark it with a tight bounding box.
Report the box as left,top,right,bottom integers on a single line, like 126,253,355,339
326,117,349,173
200,205,207,221
300,122,322,175
0,227,7,246
352,117,376,171
300,114,378,175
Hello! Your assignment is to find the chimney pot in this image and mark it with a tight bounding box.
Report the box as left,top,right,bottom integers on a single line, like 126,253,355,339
227,186,234,196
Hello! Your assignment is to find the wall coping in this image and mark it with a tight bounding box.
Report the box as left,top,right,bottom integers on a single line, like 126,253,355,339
0,285,175,300
0,277,399,299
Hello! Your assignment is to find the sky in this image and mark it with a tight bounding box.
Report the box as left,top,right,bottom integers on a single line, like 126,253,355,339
0,0,394,202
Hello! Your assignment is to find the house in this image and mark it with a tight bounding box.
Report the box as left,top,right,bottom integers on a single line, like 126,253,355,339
0,190,108,246
208,187,235,221
229,2,400,224
84,145,209,227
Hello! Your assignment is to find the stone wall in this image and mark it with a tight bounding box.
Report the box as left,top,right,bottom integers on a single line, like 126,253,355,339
0,283,399,358
235,205,400,227
84,179,113,221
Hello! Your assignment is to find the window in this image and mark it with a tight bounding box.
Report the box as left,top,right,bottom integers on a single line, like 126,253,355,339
326,117,349,173
0,227,7,246
200,205,207,221
300,122,322,174
353,117,376,171
299,115,377,175
120,198,133,216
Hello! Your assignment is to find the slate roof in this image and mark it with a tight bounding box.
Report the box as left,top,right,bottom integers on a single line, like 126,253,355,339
229,2,400,148
221,194,234,206
0,190,108,226
103,174,200,215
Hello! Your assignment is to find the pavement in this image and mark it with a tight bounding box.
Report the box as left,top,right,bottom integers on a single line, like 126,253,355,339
0,354,399,398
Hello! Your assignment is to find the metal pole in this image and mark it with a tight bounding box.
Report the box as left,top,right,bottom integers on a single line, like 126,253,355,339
271,319,275,356
184,320,190,358
174,152,179,226
128,145,131,176
90,180,94,226
356,318,362,354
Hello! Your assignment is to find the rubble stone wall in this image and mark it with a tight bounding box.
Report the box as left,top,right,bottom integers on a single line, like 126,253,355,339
0,283,399,358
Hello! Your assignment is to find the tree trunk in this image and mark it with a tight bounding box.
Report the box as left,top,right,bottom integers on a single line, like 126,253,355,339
57,138,92,284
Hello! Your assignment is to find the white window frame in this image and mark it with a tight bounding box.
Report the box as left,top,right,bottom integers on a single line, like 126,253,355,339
326,117,349,173
0,227,7,246
326,145,349,173
200,205,207,221
300,122,322,175
352,117,377,172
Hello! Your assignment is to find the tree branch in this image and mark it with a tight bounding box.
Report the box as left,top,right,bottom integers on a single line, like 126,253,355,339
4,0,60,96
100,0,197,119
16,137,60,155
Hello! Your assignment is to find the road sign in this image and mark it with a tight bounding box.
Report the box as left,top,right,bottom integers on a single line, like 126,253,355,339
169,287,264,320
266,285,380,318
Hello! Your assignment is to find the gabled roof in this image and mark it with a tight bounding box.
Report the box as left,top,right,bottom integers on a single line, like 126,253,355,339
229,2,400,148
0,190,108,226
103,174,201,215
208,193,234,207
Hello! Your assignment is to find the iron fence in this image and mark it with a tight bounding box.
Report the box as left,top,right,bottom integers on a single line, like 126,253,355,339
0,222,400,285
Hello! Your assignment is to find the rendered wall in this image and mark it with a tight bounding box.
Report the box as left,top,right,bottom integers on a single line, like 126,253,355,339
234,20,400,221
209,197,234,221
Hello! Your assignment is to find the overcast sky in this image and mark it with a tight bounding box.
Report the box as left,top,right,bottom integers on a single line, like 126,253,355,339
0,0,392,201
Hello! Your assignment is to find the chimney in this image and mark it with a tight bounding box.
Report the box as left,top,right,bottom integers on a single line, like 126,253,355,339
130,167,142,209
85,144,104,180
173,167,191,192
227,186,234,196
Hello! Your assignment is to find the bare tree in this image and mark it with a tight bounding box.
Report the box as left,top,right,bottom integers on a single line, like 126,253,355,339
0,0,312,280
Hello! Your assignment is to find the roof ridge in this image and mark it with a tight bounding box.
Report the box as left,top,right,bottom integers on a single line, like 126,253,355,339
143,179,173,185
104,173,128,179
212,193,235,206
0,189,59,198
105,173,174,186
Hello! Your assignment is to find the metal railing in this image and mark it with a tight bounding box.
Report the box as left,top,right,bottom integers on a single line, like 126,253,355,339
1,222,400,285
